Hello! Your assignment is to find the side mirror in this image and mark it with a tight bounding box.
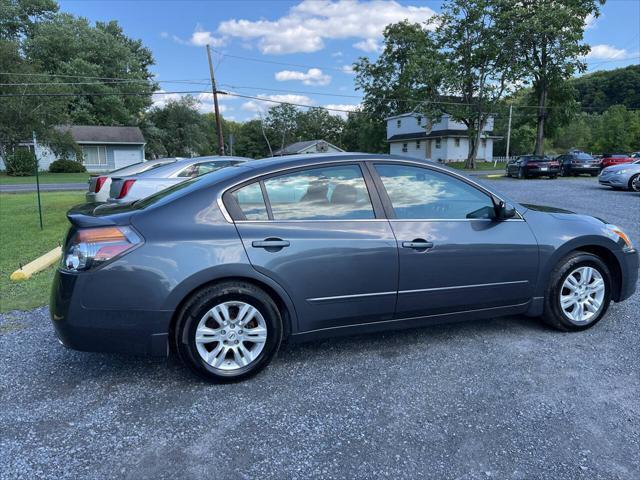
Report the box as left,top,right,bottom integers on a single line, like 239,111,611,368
498,201,517,220
492,197,517,220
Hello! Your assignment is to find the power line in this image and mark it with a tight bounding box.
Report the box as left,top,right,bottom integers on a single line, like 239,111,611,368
210,48,351,73
0,90,209,98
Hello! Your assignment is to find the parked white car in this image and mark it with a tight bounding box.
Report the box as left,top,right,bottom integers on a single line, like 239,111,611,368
86,158,180,203
108,156,250,203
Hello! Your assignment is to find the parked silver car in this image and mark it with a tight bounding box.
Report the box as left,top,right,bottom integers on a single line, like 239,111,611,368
598,160,640,191
108,156,250,203
86,158,180,203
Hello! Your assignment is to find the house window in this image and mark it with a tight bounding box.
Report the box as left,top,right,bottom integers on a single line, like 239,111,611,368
397,120,401,128
416,116,422,125
416,141,421,149
455,138,460,147
435,138,441,149
402,143,408,152
482,139,487,147
82,146,107,165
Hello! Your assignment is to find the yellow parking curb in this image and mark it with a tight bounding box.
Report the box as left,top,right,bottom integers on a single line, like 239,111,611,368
10,246,62,281
486,174,504,178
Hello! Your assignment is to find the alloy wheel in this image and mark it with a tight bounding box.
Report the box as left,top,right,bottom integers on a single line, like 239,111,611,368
194,301,268,371
559,266,606,325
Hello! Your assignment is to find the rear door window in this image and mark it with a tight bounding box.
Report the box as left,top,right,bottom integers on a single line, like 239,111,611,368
231,183,269,221
263,165,374,220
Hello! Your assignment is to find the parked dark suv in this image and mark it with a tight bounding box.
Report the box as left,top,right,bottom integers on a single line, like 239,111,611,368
557,152,601,177
51,154,638,382
506,155,560,179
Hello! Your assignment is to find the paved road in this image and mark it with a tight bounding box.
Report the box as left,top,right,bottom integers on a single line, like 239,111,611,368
0,183,87,193
1,176,638,480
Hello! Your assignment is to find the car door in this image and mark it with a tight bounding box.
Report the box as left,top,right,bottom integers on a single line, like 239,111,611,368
369,162,539,319
224,163,399,333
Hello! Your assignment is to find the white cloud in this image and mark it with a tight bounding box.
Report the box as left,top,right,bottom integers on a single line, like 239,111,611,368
275,68,331,86
341,65,355,75
217,0,436,55
166,24,226,47
332,51,343,57
586,44,629,60
241,94,314,114
323,103,361,119
151,89,182,108
353,38,382,53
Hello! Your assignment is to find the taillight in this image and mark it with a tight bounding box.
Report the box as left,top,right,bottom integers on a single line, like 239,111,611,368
117,179,136,199
550,162,559,167
94,176,107,193
62,226,142,272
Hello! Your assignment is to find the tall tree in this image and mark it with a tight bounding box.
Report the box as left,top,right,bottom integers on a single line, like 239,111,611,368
23,14,156,125
509,0,604,155
145,96,208,157
264,104,298,152
296,107,345,146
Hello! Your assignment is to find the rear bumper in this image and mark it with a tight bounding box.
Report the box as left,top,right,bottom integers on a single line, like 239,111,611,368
567,165,600,174
50,269,172,357
527,168,559,176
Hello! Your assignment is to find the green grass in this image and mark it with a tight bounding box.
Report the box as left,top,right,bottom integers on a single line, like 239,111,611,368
446,161,504,171
0,172,90,185
0,192,84,312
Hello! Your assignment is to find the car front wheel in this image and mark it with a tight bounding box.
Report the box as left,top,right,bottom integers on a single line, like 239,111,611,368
174,282,283,382
542,252,611,331
518,167,526,179
629,174,639,192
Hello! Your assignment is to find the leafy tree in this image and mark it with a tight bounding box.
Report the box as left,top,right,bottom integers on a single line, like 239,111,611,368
570,65,640,112
144,96,208,157
24,14,157,125
591,105,640,153
264,104,298,153
354,21,442,119
234,119,271,159
341,112,387,153
508,0,604,155
296,107,345,147
0,0,58,41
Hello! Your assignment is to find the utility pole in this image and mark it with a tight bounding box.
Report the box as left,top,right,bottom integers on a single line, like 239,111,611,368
206,44,225,156
496,103,513,168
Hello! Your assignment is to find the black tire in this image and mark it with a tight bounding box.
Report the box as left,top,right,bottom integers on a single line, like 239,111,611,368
561,167,569,177
629,174,640,191
590,172,598,177
549,174,557,179
541,252,612,332
518,167,526,179
174,281,283,383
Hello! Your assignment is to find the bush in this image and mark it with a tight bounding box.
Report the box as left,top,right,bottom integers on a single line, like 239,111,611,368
49,159,86,173
5,150,37,176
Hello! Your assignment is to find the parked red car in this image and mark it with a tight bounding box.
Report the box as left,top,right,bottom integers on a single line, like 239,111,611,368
600,154,635,169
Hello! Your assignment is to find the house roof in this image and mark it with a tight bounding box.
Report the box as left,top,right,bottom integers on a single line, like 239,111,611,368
274,139,344,155
387,130,499,142
55,125,145,144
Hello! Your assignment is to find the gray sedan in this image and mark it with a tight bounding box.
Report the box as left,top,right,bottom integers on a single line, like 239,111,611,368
52,153,638,382
108,156,249,203
599,160,640,191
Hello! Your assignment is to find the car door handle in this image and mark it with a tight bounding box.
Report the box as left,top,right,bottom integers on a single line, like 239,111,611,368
252,239,290,249
402,240,433,250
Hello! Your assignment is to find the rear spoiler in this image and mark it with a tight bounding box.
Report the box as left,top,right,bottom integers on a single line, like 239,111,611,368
66,202,136,228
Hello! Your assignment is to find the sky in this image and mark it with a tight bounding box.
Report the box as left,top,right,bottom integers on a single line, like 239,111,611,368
58,0,640,122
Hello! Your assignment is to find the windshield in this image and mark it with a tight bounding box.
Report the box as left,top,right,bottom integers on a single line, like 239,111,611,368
575,153,593,160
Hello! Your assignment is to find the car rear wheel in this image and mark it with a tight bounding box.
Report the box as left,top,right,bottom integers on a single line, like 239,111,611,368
174,282,283,382
518,167,526,179
629,174,639,192
541,252,611,332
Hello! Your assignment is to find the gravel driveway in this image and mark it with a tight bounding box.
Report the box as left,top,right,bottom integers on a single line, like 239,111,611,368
1,176,638,480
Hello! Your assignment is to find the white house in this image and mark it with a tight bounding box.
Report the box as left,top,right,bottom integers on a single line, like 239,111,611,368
274,139,344,156
0,125,146,173
386,113,499,162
